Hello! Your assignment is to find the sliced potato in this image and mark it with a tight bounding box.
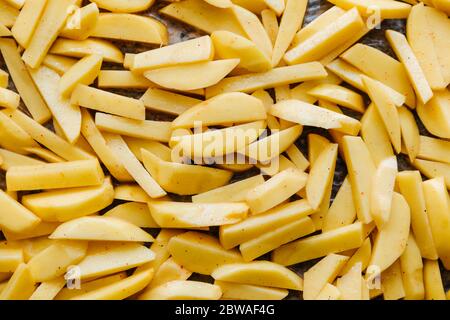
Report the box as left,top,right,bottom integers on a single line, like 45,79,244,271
381,260,405,300
172,92,266,129
139,280,221,300
0,87,19,109
10,0,47,48
270,100,361,135
92,13,167,45
272,222,364,266
114,184,151,203
60,54,102,98
340,238,371,276
49,216,154,242
6,159,104,191
240,217,315,261
423,177,450,269
400,234,424,300
336,263,362,300
72,269,154,300
29,66,81,143
220,199,314,249
0,248,23,273
140,88,201,116
413,158,450,188
316,283,341,300
328,0,411,19
168,231,243,275
206,62,327,97
370,156,397,228
148,201,248,228
369,193,410,273
27,240,87,282
132,36,213,73
0,148,44,171
398,106,420,162
423,260,446,300
322,177,356,231
0,263,35,300
22,177,114,222
303,254,348,300
2,221,60,242
142,149,232,195
308,84,364,113
215,280,288,300
97,70,152,89
60,3,99,41
144,59,239,91
246,167,308,214
29,277,65,300
50,38,124,63
104,202,158,228
71,84,145,120
124,137,171,162
285,8,364,65
212,261,302,290
416,90,450,139
42,54,77,75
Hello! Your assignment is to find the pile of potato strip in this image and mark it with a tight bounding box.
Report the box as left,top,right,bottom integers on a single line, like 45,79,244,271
0,0,449,300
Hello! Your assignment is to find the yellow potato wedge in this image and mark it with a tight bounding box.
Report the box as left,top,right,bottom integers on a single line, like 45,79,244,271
240,217,315,261
172,92,266,129
0,87,19,109
286,144,310,171
306,144,338,210
92,13,167,45
60,3,99,41
212,31,271,72
322,177,356,232
340,238,371,276
308,84,364,113
212,261,303,290
0,68,8,87
90,0,154,13
416,90,450,139
23,147,64,163
315,283,341,300
205,0,233,8
206,62,327,97
220,199,314,249
272,222,364,266
27,240,87,282
381,260,405,300
114,184,151,203
71,84,145,120
72,269,154,300
362,76,401,153
192,175,265,204
2,221,60,241
10,0,47,48
168,231,243,275
50,38,124,63
336,263,363,300
124,137,171,163
303,254,348,300
139,280,221,300
0,23,11,37
326,59,406,106
104,202,159,229
341,43,415,108
423,177,450,269
246,167,308,214
0,248,23,273
370,156,397,228
80,109,132,182
140,88,201,116
141,257,192,293
271,0,307,66
132,36,213,73
386,29,432,104
369,193,410,273
160,0,245,36
261,9,279,45
22,177,114,222
23,0,77,67
96,113,171,143
271,100,361,135
328,0,411,18
398,106,420,162
285,8,364,65
49,216,154,242
407,4,448,90
76,242,154,279
0,263,35,300
42,54,77,76
0,0,18,28
400,234,424,300
397,171,438,260
423,259,446,300
29,277,65,300
29,66,81,143
60,54,102,98
215,280,288,300
142,149,232,195
6,159,104,191
144,59,239,91
0,39,51,123
413,159,450,188
148,201,248,228
105,134,166,198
